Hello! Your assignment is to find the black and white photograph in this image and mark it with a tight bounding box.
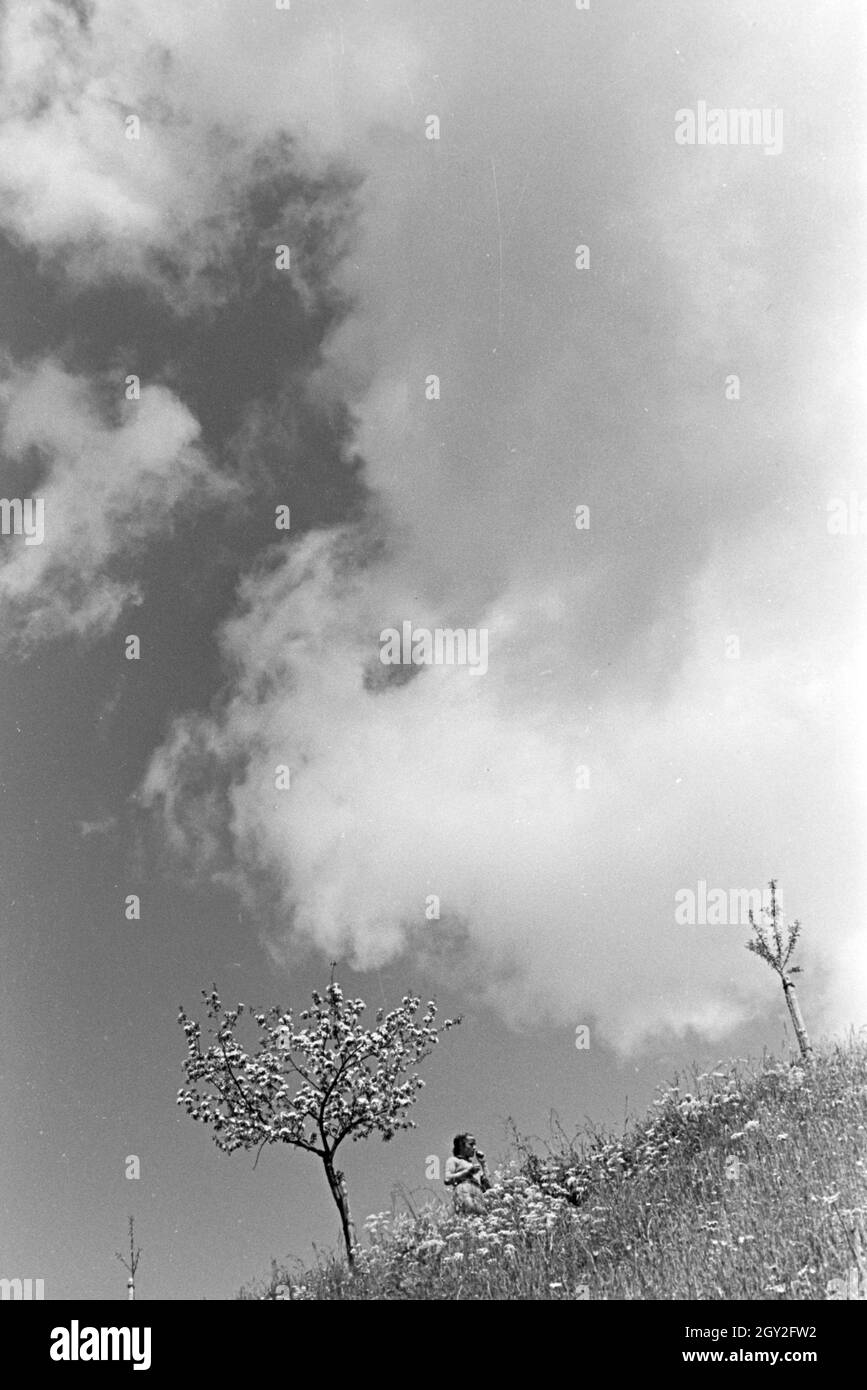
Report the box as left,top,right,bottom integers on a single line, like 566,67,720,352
0,0,865,1354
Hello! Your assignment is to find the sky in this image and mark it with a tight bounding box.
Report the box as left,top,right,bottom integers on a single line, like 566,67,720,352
0,0,865,1300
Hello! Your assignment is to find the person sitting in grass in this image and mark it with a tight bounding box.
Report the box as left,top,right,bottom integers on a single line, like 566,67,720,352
444,1132,490,1214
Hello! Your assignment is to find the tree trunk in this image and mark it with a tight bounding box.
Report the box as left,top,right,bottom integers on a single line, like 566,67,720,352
782,976,813,1060
323,1157,357,1265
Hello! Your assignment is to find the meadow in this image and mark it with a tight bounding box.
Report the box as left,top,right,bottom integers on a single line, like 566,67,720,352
238,1036,867,1301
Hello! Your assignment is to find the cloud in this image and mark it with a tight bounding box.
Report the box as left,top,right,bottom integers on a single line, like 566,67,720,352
0,0,414,646
142,0,865,1049
0,0,421,295
4,0,860,1048
142,506,865,1051
0,359,233,645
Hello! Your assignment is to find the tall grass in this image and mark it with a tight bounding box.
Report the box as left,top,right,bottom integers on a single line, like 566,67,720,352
238,1035,867,1300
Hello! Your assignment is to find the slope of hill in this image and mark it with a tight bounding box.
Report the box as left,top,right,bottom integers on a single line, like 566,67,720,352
239,1036,867,1300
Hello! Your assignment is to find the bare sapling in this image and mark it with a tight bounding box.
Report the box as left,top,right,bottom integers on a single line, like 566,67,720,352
745,879,813,1061
115,1216,142,1301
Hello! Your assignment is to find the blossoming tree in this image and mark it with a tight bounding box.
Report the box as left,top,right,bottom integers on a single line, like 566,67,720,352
177,977,460,1263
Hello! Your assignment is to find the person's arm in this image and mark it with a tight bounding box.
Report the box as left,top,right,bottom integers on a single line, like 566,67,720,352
475,1151,492,1190
444,1157,480,1187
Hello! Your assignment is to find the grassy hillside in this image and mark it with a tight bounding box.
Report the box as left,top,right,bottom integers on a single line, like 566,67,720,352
238,1036,867,1300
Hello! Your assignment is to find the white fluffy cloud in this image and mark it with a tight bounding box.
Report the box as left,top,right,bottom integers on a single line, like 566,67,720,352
142,507,865,1050
0,359,232,644
142,0,865,1049
0,0,421,287
4,0,863,1048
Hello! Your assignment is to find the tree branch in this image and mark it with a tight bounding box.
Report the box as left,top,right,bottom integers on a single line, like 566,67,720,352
220,1038,268,1130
